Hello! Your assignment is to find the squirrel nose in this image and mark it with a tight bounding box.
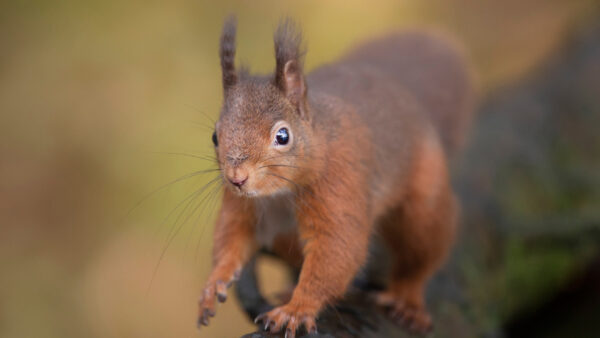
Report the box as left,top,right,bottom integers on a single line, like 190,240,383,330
228,175,248,188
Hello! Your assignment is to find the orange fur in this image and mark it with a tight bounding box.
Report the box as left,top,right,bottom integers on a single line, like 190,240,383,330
197,17,474,337
376,134,458,332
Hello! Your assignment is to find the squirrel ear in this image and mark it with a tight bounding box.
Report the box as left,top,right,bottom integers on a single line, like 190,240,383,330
274,18,308,118
282,60,307,116
220,15,237,91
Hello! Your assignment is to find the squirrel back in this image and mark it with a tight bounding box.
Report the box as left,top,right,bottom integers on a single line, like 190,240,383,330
309,30,476,156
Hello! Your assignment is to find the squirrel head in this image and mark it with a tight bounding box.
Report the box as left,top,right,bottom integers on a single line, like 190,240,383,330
213,16,315,197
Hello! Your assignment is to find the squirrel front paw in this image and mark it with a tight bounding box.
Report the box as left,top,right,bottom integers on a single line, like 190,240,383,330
255,304,317,338
197,279,230,327
198,265,243,328
197,265,242,328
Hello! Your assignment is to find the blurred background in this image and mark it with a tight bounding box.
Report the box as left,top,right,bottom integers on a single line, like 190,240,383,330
1,0,599,337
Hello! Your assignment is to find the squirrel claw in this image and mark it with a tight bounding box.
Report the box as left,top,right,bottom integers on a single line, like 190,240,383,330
255,304,317,337
254,313,266,324
198,277,234,328
373,291,432,335
216,280,228,302
197,308,211,327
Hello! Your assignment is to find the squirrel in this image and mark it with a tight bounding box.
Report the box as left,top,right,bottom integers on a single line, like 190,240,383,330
197,16,475,337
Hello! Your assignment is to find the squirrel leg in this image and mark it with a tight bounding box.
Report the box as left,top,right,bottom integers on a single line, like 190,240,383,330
376,177,458,335
255,233,368,337
256,190,371,337
198,189,257,328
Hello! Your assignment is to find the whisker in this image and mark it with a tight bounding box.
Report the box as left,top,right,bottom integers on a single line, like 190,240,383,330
161,176,222,249
190,121,215,132
193,181,224,262
266,172,325,219
181,187,216,258
184,104,217,125
181,177,223,257
150,151,219,163
127,169,221,217
151,178,216,238
187,121,214,134
266,172,319,200
257,154,303,164
265,172,302,191
146,176,221,295
257,163,302,170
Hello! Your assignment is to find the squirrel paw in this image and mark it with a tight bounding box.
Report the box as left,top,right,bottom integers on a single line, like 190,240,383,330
254,304,317,338
197,280,230,328
374,291,433,335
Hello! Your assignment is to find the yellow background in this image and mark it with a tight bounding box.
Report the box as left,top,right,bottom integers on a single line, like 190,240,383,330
0,0,595,337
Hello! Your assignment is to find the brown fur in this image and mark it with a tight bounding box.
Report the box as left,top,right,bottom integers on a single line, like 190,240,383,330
198,16,474,337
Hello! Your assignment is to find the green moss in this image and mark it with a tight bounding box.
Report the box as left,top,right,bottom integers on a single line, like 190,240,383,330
499,238,576,319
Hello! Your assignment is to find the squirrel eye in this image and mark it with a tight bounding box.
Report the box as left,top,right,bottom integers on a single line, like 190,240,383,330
212,131,218,146
275,128,289,145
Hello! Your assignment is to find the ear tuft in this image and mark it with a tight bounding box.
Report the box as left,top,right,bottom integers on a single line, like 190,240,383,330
274,18,305,89
220,15,237,91
274,18,307,117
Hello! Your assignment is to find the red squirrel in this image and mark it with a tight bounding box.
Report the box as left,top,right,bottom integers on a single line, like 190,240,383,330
198,16,475,337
